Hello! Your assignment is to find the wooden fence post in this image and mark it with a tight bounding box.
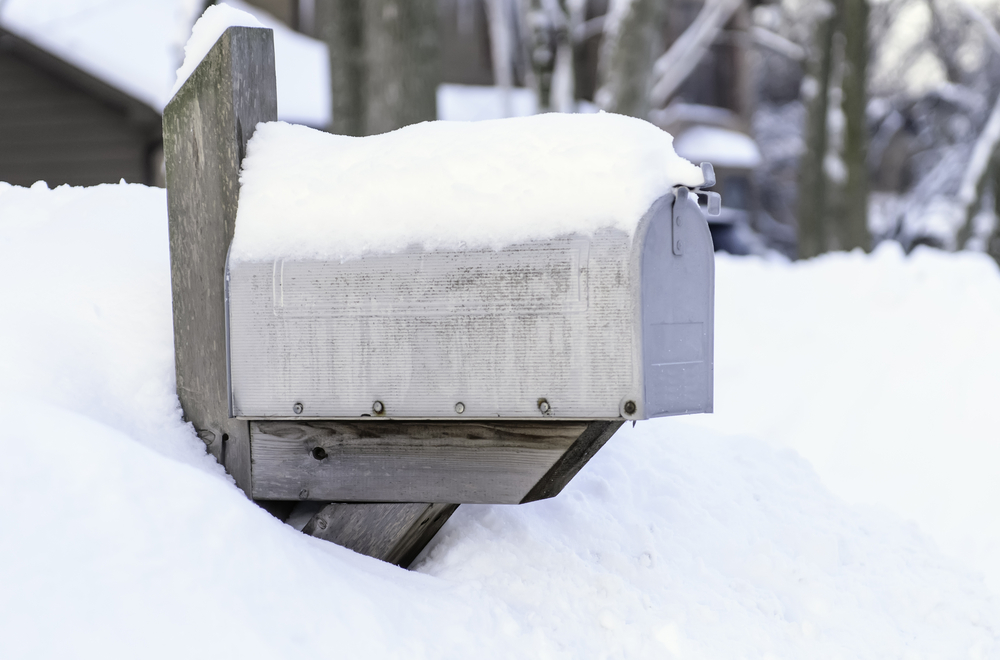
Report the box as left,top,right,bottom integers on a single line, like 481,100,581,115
163,27,277,495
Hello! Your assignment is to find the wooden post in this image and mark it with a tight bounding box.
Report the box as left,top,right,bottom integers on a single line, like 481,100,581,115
163,27,277,495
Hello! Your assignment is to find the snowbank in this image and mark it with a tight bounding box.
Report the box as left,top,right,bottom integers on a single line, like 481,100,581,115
2,181,1000,657
232,115,705,262
699,244,1000,592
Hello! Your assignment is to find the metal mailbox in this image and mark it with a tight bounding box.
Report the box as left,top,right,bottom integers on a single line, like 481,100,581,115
226,187,714,425
165,25,717,565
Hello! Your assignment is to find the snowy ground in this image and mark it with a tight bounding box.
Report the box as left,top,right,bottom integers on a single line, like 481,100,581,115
2,181,999,658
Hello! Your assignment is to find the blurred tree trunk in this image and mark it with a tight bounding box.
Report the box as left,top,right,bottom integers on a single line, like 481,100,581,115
797,5,836,259
990,161,1000,264
840,0,870,252
315,0,364,136
314,0,439,136
520,0,557,111
797,0,869,259
485,0,516,117
596,0,667,119
364,0,439,135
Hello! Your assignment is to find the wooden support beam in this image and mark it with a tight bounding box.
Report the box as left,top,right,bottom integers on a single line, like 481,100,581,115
303,502,459,568
250,420,593,503
162,27,277,495
521,420,624,503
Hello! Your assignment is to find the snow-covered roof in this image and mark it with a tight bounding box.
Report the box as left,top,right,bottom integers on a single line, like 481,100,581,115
673,125,762,170
231,114,705,262
0,0,331,127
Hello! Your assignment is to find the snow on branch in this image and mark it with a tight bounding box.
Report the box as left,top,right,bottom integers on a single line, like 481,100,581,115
956,0,1000,56
750,25,805,62
648,0,743,108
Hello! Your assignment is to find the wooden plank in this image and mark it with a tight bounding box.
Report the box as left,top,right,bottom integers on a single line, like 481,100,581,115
250,420,589,504
521,420,624,503
302,502,459,568
162,27,277,495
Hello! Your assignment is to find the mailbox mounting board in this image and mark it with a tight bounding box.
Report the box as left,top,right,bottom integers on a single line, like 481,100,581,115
226,191,713,421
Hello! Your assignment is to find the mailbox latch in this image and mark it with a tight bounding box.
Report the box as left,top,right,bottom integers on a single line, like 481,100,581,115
673,187,688,256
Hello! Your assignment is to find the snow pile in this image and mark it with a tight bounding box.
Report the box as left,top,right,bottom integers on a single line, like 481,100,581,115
232,115,705,262
2,181,1000,656
0,181,217,471
171,4,264,96
698,244,1000,593
674,125,763,169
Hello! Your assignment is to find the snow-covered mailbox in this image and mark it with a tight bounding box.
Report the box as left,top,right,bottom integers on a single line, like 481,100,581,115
164,26,715,567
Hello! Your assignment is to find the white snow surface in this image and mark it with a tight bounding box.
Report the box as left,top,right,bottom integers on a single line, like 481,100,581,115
691,242,1000,593
231,115,705,262
674,125,763,169
171,4,264,97
170,2,331,127
2,181,1000,657
0,0,331,127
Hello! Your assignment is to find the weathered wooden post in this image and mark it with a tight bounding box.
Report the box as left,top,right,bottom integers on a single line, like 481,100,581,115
163,27,470,564
163,26,277,493
165,27,716,568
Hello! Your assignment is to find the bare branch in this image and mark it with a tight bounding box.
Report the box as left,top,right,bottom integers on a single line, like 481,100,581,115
750,25,806,61
953,0,1000,247
955,0,1000,56
648,0,744,108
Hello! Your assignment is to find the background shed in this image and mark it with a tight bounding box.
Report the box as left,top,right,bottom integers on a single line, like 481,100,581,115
0,27,163,187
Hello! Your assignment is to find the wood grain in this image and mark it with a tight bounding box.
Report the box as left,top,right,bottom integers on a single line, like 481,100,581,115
250,420,589,503
521,420,624,503
303,502,459,568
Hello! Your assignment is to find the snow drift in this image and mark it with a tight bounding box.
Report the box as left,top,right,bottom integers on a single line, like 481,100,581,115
1,180,999,657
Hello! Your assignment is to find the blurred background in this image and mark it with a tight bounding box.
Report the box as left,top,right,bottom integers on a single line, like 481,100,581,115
2,0,1000,261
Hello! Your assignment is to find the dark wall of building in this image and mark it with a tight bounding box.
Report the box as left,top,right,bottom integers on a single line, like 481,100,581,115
0,34,161,188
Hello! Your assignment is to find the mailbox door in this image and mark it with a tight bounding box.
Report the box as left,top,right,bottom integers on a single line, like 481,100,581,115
641,190,715,417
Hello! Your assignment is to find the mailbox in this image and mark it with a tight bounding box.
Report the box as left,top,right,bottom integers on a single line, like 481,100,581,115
164,25,716,566
225,181,715,506
227,188,714,423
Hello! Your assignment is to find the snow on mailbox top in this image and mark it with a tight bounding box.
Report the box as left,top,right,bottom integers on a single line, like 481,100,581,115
231,113,704,262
